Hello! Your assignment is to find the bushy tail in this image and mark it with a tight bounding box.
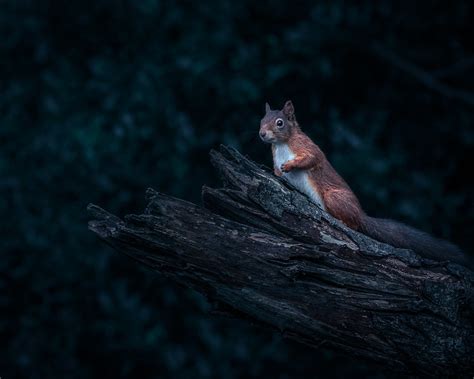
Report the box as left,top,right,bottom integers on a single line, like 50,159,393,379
360,215,472,269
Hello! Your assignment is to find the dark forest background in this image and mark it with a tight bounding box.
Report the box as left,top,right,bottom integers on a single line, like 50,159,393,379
1,0,473,378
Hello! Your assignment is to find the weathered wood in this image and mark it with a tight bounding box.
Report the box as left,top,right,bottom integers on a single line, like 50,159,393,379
88,145,474,377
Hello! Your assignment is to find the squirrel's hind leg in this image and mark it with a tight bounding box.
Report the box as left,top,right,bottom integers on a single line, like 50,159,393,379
323,189,364,231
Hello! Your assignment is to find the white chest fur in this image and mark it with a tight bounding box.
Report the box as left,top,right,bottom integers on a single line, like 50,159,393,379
273,143,325,210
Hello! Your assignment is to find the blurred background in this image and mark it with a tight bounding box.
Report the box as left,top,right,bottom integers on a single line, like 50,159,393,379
1,0,473,378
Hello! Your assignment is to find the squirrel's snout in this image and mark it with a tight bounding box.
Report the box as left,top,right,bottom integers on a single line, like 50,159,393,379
259,127,274,143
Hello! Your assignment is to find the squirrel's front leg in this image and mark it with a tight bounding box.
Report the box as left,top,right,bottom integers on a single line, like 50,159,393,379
281,154,317,173
271,145,283,176
281,160,297,173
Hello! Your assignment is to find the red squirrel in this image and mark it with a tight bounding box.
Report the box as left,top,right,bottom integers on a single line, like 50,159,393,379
260,100,470,267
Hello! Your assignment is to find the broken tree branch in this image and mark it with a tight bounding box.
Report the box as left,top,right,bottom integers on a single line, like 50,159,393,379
88,145,474,377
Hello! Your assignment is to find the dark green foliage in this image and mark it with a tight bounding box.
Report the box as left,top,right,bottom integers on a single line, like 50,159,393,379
1,0,472,377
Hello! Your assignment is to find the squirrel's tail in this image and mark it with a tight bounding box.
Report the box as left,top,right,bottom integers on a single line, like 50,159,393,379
360,215,472,269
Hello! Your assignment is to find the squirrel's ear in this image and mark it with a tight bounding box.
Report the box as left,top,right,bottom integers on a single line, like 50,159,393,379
265,102,271,113
283,100,295,120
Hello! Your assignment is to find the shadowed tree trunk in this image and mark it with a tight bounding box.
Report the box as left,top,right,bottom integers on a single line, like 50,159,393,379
88,146,474,377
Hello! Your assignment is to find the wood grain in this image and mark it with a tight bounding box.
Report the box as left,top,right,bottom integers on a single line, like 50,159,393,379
88,145,474,377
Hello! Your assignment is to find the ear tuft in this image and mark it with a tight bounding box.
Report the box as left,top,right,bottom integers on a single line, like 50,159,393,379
265,102,271,113
283,100,295,120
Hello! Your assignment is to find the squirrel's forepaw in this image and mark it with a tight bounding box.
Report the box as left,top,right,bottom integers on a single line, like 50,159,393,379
281,162,293,173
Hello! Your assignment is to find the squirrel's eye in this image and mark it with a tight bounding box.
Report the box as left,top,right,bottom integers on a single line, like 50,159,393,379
276,118,284,128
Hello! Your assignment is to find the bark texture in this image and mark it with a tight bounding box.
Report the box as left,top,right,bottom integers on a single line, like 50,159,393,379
88,145,474,377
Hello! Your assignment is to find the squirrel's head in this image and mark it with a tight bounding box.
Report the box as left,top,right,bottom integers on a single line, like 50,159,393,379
259,100,297,144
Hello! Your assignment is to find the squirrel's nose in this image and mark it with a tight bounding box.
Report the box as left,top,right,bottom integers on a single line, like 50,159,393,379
260,131,267,138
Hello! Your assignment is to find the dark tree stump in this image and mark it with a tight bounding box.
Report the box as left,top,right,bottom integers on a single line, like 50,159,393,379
88,145,474,377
